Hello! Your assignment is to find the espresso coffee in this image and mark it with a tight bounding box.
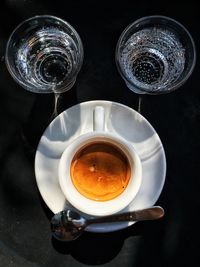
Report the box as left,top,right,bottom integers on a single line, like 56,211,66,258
70,141,131,201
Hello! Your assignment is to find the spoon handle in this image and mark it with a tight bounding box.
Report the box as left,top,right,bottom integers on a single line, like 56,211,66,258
87,206,164,225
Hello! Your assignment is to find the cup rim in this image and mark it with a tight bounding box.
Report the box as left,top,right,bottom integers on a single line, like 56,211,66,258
58,131,142,216
5,15,84,94
115,15,196,95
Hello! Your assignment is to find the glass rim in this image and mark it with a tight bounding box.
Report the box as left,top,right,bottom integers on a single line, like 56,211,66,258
115,15,196,94
5,15,84,94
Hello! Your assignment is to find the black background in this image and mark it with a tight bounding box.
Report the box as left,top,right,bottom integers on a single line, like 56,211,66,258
0,0,200,266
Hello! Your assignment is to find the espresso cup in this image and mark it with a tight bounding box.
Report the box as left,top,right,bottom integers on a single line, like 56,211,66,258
58,106,142,216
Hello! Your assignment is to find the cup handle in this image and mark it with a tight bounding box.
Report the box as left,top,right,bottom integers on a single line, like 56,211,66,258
93,106,105,131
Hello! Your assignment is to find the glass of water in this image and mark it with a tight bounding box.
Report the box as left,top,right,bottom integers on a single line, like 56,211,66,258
5,15,84,93
115,15,196,94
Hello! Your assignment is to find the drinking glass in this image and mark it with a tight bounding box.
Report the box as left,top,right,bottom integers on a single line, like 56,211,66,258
5,15,84,93
115,15,196,95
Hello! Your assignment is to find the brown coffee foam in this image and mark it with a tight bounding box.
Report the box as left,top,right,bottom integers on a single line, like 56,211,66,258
70,142,131,201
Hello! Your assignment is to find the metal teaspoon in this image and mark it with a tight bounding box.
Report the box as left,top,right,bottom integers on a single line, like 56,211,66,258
51,206,164,241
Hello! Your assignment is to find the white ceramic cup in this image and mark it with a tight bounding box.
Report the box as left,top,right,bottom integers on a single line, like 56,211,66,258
58,106,142,216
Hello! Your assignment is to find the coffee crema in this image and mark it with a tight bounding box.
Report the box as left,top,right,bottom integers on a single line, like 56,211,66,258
70,142,131,201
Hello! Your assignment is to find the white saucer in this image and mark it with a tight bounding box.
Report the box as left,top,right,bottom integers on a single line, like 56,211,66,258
35,100,166,233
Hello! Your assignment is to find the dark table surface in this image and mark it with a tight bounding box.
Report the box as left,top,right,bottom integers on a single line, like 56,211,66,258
0,0,200,266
